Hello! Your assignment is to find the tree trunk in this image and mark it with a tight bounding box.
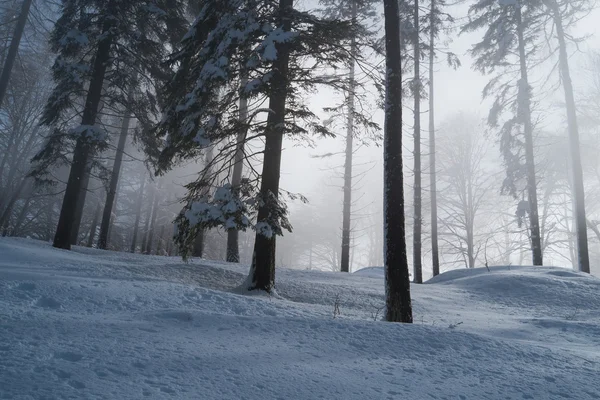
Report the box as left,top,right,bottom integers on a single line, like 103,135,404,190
69,166,91,246
53,21,113,250
0,0,33,108
227,72,249,263
340,0,357,274
193,147,214,258
12,196,31,236
429,0,440,277
145,185,160,255
130,172,147,253
383,0,413,323
155,224,165,255
0,177,27,228
247,0,293,292
98,107,132,249
412,0,423,284
86,199,101,247
516,1,543,266
140,183,155,254
546,0,590,273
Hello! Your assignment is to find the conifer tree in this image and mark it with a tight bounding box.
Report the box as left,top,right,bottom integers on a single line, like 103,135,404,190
32,0,188,250
152,0,359,291
462,0,544,266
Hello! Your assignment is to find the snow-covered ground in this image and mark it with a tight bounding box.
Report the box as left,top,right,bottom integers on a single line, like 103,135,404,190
1,238,599,399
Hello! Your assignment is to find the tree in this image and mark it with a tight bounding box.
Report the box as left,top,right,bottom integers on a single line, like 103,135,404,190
0,0,33,108
153,0,359,292
383,0,412,323
426,0,457,277
542,0,591,273
98,105,133,249
411,0,423,284
437,113,496,269
462,0,544,267
32,0,188,250
318,0,379,274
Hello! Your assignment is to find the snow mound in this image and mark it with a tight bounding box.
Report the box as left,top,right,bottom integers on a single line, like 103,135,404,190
1,238,599,400
353,266,384,277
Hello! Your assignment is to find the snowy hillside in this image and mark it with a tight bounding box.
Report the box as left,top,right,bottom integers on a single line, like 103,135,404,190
1,238,599,399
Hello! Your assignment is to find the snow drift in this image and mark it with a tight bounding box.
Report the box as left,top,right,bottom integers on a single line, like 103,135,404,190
1,238,599,399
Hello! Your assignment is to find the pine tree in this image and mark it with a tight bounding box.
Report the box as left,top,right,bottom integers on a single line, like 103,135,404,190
0,0,33,108
152,0,358,292
318,0,379,274
383,0,412,323
98,102,133,250
32,0,188,250
462,0,544,266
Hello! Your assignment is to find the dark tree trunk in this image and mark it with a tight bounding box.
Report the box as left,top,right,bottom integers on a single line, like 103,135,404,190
130,172,147,253
429,0,440,278
69,165,91,246
247,0,293,292
145,185,160,255
54,22,113,250
86,199,102,247
193,230,205,258
383,0,413,323
192,147,214,258
98,108,132,249
140,184,155,254
0,0,33,108
340,0,357,274
226,72,249,263
516,1,543,266
12,196,32,236
546,0,589,273
412,0,423,284
0,177,27,228
155,224,165,255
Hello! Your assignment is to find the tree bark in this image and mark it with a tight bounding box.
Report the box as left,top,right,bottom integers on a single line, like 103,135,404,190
412,0,423,283
429,0,440,277
145,184,160,255
515,0,543,266
546,0,590,273
247,0,293,292
69,165,91,246
98,107,132,249
140,183,155,254
340,0,357,274
53,21,113,250
0,177,27,228
130,172,146,253
383,0,413,323
192,147,214,258
0,0,33,108
87,199,101,247
227,71,249,263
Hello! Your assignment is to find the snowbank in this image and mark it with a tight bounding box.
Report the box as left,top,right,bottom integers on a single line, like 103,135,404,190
1,238,599,399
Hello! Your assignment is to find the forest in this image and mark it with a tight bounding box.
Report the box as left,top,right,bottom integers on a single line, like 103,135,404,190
1,0,600,323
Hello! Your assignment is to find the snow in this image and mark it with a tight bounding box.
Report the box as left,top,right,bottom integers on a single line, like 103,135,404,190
1,237,600,399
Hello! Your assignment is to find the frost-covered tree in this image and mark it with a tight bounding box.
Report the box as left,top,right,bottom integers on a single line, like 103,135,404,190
462,0,544,267
152,0,358,292
32,0,188,250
